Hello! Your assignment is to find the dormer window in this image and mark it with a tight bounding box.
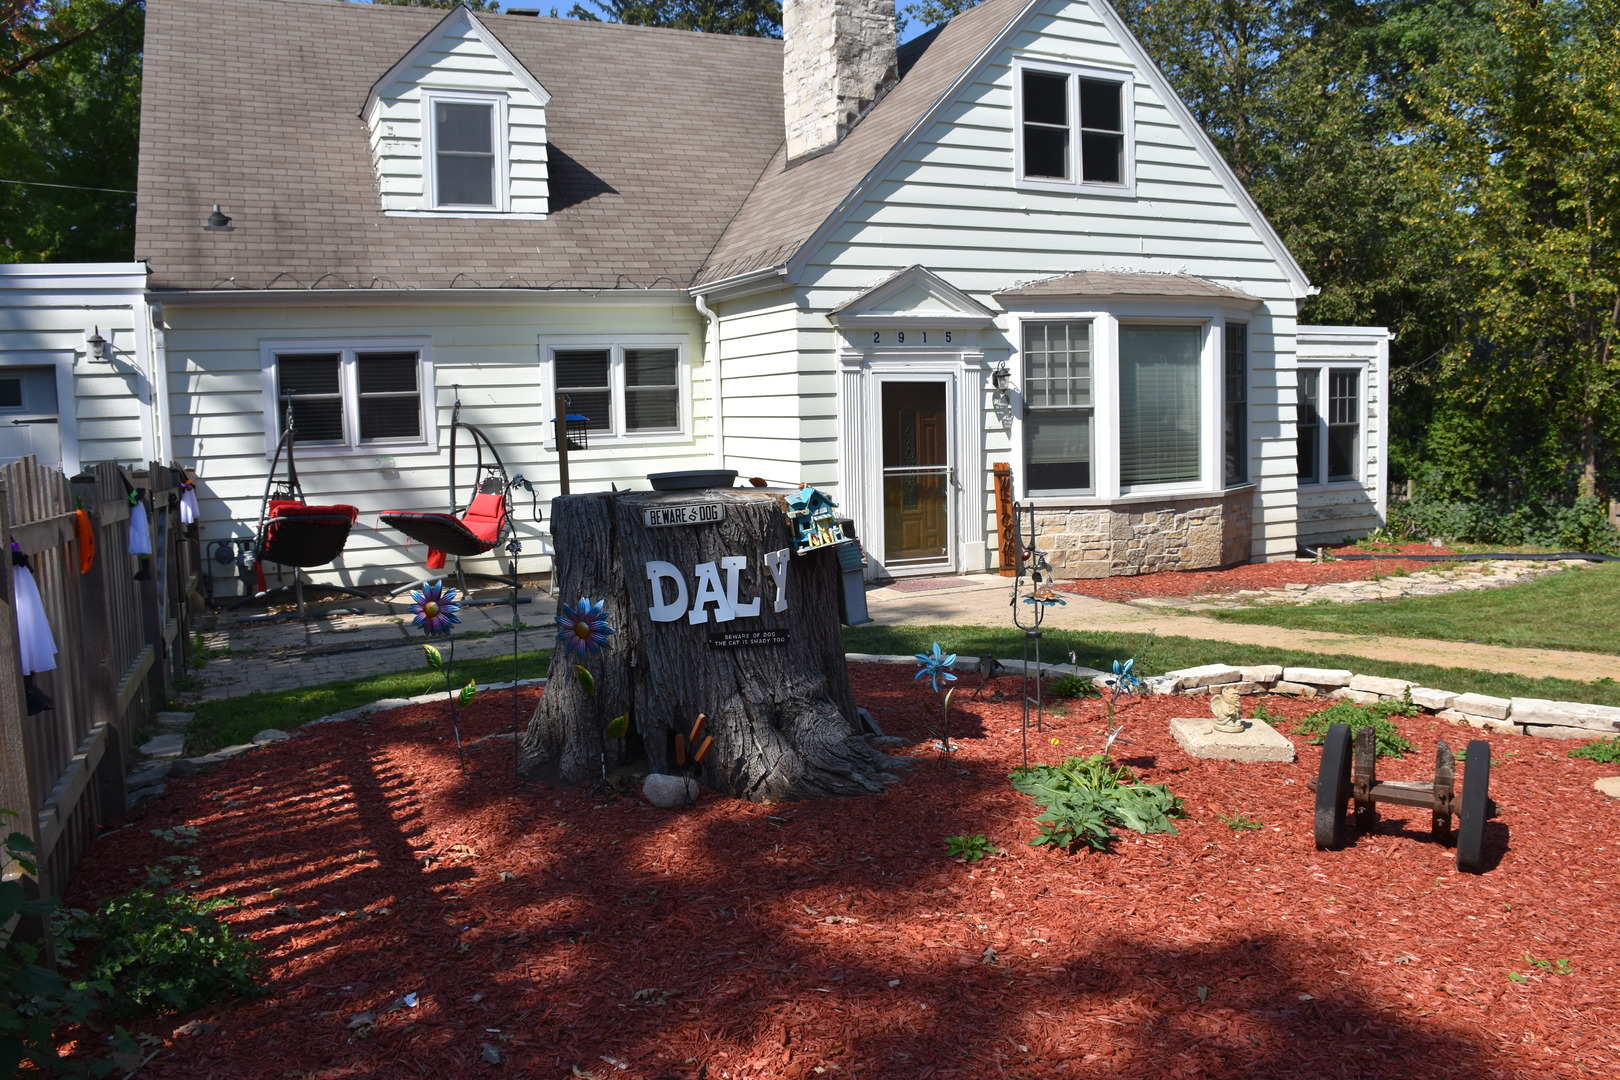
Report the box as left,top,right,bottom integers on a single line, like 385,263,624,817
1015,59,1134,195
424,92,506,211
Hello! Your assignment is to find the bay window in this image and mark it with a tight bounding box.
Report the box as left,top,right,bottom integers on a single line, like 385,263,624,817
1022,320,1093,494
1224,323,1248,484
1119,325,1201,487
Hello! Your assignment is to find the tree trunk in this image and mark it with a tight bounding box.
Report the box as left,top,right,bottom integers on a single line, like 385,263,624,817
1579,409,1599,500
519,488,901,801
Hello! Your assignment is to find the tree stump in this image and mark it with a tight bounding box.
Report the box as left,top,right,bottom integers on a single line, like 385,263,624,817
519,488,901,801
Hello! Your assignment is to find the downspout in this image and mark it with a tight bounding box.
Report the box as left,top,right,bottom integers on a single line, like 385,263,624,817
143,296,173,466
693,291,724,470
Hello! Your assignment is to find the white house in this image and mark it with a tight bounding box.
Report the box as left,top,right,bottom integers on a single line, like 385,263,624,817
120,0,1389,594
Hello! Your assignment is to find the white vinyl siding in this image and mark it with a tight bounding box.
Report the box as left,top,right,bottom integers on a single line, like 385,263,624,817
366,16,548,216
165,300,707,592
0,264,154,471
798,0,1305,561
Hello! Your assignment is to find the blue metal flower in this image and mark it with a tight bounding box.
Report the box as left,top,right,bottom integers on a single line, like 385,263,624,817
1110,657,1140,694
556,596,615,658
410,580,461,635
1021,585,1067,607
912,642,958,695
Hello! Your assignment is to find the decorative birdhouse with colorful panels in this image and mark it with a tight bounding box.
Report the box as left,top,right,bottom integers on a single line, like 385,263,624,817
784,486,850,555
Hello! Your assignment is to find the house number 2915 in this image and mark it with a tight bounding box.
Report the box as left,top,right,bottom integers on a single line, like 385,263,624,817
872,330,952,345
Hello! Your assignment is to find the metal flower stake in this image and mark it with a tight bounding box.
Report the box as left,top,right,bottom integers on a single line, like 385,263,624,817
1010,502,1065,769
554,596,621,779
413,580,474,770
913,642,958,753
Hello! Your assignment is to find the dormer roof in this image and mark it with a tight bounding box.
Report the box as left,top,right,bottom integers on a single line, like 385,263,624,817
364,6,551,119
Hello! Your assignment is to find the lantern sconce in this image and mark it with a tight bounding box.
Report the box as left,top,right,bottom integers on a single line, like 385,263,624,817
86,328,109,362
990,360,1012,400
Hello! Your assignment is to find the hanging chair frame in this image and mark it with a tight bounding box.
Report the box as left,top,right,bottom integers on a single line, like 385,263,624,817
382,398,538,608
229,413,371,621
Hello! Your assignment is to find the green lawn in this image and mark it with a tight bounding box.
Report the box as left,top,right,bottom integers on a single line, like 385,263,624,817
1201,561,1620,655
182,648,552,754
841,624,1620,707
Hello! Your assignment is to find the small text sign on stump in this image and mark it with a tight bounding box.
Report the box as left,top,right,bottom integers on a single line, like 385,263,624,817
520,488,899,801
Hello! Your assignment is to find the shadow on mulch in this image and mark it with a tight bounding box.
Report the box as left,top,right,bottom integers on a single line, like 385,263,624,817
62,667,1619,1079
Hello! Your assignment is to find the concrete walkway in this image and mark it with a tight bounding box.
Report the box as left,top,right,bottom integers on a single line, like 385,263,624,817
862,575,1620,683
186,571,1620,703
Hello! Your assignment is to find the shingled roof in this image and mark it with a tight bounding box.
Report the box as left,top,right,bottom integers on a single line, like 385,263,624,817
694,0,1030,286
136,0,785,292
994,271,1263,302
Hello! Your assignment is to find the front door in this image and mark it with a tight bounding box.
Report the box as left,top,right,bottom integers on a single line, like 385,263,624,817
880,379,952,572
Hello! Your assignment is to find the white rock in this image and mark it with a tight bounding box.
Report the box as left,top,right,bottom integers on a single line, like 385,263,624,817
1594,777,1620,800
1348,674,1416,698
138,733,187,758
1163,664,1242,688
125,763,171,789
1270,681,1318,698
1140,675,1181,697
642,773,700,808
1519,723,1606,740
1452,693,1511,720
1436,709,1519,735
1330,688,1382,705
1239,665,1283,686
1510,698,1620,734
252,729,291,744
1282,667,1353,688
1169,718,1295,763
1408,687,1457,712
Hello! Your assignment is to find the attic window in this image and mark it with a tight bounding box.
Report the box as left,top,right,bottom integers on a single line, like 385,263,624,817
424,92,506,211
1015,60,1134,194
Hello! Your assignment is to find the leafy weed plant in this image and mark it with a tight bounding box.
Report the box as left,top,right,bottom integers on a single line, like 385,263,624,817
1048,674,1096,700
1215,812,1263,831
942,833,1001,862
1292,693,1417,759
1568,737,1620,763
1009,755,1185,852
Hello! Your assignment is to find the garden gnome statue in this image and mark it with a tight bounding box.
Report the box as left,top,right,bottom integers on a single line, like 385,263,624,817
1210,685,1245,733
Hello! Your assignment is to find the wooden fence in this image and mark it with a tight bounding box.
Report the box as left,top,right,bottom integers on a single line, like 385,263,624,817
0,457,199,907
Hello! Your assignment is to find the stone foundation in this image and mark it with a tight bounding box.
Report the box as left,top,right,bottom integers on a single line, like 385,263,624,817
1031,489,1254,579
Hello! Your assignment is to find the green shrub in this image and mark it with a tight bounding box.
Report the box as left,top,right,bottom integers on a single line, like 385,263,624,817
57,888,260,1021
1215,812,1263,831
1569,737,1620,763
1048,674,1096,700
1292,695,1416,759
1387,493,1618,553
1,820,136,1077
1009,755,1186,852
942,833,1000,862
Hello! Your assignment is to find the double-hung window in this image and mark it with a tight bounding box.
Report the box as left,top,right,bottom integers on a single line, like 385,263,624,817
546,339,686,441
262,341,432,452
1224,323,1248,485
1297,366,1360,484
425,92,504,211
1022,321,1093,494
1016,60,1132,191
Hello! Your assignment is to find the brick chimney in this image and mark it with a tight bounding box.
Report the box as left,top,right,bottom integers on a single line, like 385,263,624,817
782,0,898,163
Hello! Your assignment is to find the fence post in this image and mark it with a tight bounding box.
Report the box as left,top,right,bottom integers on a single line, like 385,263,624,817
0,481,37,834
72,472,126,820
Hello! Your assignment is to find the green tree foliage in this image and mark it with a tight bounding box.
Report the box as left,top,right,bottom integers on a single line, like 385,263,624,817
1401,0,1620,501
0,0,141,262
567,0,782,37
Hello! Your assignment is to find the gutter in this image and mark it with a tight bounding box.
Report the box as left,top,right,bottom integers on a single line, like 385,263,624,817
693,291,724,470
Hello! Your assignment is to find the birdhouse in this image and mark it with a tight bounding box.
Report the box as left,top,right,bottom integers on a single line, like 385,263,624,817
784,485,850,555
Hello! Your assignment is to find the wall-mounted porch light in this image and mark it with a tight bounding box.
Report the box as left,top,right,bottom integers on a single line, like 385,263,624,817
204,204,234,231
86,328,109,362
990,360,1012,399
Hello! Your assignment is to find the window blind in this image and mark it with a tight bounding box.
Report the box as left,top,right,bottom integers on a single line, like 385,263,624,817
1119,326,1200,486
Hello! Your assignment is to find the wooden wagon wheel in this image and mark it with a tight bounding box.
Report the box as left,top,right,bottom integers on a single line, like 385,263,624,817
1314,723,1353,850
1456,739,1492,874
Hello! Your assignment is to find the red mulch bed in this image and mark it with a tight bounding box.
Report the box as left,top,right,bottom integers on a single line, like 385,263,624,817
63,667,1619,1079
1059,542,1466,603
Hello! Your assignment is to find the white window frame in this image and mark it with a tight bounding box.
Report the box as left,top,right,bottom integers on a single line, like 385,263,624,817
1009,310,1252,503
539,335,691,448
1012,57,1136,197
1018,318,1096,497
422,90,509,213
259,338,436,458
1296,363,1364,487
